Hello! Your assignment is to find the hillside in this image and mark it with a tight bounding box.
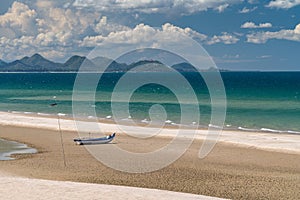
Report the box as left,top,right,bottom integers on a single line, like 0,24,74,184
0,54,207,72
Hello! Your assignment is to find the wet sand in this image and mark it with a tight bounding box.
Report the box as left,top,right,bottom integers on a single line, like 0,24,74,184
0,124,300,199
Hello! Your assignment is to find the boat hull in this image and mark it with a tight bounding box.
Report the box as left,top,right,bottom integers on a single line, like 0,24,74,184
74,133,115,145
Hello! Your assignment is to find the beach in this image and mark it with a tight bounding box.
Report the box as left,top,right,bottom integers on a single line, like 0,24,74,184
1,0,300,198
0,172,220,200
0,112,300,199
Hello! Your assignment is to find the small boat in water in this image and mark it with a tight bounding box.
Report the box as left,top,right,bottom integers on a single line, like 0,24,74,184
74,133,116,145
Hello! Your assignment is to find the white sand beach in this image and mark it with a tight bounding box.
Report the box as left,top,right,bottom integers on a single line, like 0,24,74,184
0,171,224,200
0,111,300,199
1,111,300,154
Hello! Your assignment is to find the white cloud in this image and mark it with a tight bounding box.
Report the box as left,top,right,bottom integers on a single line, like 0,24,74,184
0,1,241,61
258,55,272,59
162,23,208,41
238,6,257,13
223,54,240,59
35,0,55,8
72,0,239,15
214,3,229,13
81,23,208,47
295,24,300,34
94,16,131,35
0,2,38,38
248,0,259,4
82,24,156,46
246,23,300,43
241,22,272,29
267,0,300,9
207,32,239,45
34,0,73,9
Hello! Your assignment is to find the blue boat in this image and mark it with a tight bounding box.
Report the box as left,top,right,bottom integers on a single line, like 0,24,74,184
74,133,116,145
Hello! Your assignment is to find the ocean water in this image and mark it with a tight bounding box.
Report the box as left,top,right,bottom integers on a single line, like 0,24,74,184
0,139,37,160
0,72,299,134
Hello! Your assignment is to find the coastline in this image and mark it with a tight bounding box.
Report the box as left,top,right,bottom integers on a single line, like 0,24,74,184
0,111,300,199
1,111,300,155
0,138,36,161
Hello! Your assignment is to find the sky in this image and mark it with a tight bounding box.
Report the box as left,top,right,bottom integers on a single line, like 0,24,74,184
0,0,299,71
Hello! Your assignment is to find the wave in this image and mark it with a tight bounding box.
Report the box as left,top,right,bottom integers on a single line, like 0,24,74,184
238,127,259,132
37,112,51,116
209,124,223,129
3,110,300,136
260,128,283,133
260,128,300,134
287,130,300,135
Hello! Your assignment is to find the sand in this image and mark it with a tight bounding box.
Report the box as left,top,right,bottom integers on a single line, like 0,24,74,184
1,111,300,154
0,172,222,200
0,112,300,199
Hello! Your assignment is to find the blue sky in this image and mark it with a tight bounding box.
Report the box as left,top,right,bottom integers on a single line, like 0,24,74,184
0,0,299,71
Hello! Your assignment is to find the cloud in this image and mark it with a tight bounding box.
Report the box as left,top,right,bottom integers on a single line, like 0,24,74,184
214,3,229,13
0,1,135,59
223,54,240,59
72,0,239,15
238,6,257,13
248,0,259,4
34,0,73,9
0,2,38,38
246,23,300,43
81,23,208,47
0,1,241,61
258,55,272,59
207,32,239,45
241,22,272,29
267,0,300,9
0,2,214,60
35,0,56,8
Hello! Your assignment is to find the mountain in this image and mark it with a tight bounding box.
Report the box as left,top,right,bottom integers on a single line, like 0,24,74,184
3,54,62,72
20,53,60,68
91,56,113,67
63,55,94,71
172,62,197,72
0,53,210,72
0,59,7,67
127,60,168,72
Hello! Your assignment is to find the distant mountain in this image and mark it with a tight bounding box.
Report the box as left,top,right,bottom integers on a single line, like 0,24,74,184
20,53,62,69
3,54,62,72
0,53,219,72
91,56,113,67
0,59,7,66
172,62,197,72
63,55,95,71
91,56,128,72
0,59,7,67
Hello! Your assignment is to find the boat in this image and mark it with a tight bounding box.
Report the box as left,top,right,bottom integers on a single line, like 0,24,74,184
74,133,116,145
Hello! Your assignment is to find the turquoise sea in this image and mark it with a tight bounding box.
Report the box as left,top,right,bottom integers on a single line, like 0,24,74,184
0,72,299,134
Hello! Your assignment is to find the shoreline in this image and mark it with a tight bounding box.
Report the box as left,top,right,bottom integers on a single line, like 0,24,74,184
1,111,300,155
0,138,37,161
6,109,300,135
0,123,300,199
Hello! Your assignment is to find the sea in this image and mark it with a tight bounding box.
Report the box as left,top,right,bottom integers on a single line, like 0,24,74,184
0,72,299,134
0,138,37,160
